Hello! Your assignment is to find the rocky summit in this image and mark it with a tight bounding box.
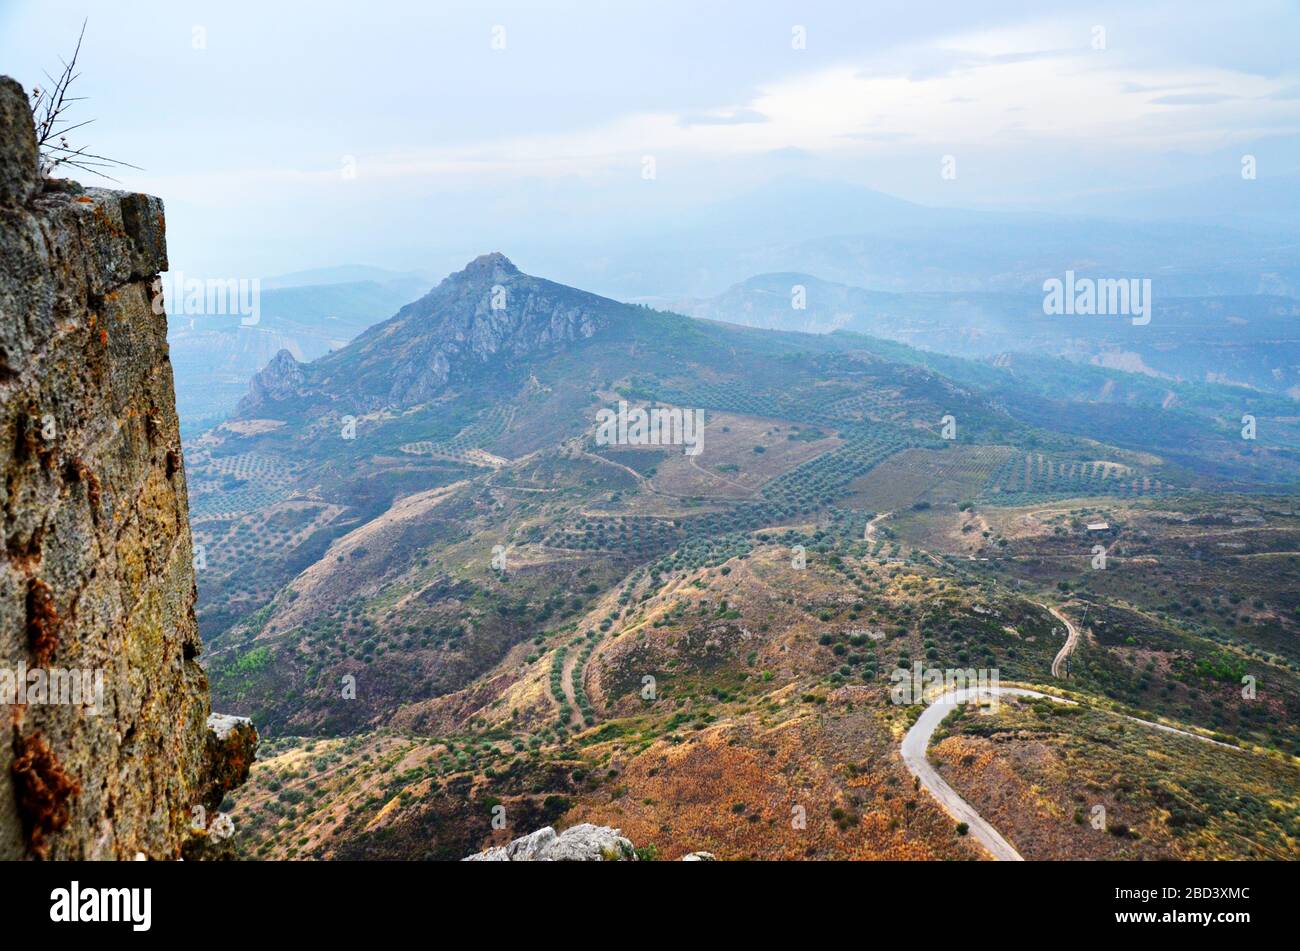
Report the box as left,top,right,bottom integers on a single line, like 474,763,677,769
238,251,617,415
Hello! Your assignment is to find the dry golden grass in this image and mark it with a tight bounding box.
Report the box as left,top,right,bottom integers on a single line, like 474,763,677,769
931,696,1300,860
564,701,984,860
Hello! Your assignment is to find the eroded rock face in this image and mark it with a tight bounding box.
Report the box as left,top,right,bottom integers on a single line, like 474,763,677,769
236,251,613,416
201,714,257,811
0,74,254,859
463,824,637,861
235,348,306,416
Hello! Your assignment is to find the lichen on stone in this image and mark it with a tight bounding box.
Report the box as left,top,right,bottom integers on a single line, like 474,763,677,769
0,73,255,860
10,732,79,859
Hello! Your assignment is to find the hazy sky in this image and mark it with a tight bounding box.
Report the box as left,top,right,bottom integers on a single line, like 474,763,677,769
2,0,1297,282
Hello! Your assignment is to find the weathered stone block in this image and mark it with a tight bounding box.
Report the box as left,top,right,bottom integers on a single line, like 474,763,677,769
0,74,254,860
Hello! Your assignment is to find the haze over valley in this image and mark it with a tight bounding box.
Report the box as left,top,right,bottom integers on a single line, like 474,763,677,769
3,0,1298,875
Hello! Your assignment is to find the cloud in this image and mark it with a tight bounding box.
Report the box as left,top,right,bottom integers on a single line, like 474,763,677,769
678,109,769,128
840,131,915,142
766,146,815,160
1149,93,1240,105
1119,81,1213,94
857,46,1070,82
132,19,1300,201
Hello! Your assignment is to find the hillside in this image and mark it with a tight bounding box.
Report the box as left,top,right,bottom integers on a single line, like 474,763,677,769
186,254,1300,860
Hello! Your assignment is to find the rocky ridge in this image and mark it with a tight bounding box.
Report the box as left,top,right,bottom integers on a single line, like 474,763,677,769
238,251,620,415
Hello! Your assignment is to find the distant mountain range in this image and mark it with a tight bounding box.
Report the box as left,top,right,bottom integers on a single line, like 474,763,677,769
511,177,1300,300
259,264,437,290
1022,170,1300,234
169,177,1300,432
670,272,1300,396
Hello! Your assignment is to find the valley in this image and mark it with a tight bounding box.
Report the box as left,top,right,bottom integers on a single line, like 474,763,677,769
183,254,1300,860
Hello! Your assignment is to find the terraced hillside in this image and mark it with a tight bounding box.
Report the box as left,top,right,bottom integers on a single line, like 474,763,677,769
189,256,1300,860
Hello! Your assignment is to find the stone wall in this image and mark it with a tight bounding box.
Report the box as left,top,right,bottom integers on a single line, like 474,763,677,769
0,74,253,859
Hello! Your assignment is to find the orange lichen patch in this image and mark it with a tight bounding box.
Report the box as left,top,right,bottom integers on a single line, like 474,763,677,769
17,405,44,464
11,733,80,859
26,578,60,665
62,457,104,515
74,196,94,203
84,467,101,511
90,202,126,238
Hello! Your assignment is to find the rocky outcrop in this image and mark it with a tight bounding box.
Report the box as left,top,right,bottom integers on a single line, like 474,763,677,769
463,824,637,861
235,348,306,416
237,252,619,415
200,714,257,811
462,824,718,861
366,251,605,408
0,75,254,859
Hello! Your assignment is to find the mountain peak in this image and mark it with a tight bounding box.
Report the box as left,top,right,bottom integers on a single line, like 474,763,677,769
237,256,631,415
460,252,519,280
237,348,307,415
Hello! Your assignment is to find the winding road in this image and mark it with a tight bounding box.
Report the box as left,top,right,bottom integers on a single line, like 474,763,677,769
900,681,1247,860
901,686,1074,861
863,511,891,542
1045,603,1080,678
900,602,1229,860
559,646,583,727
